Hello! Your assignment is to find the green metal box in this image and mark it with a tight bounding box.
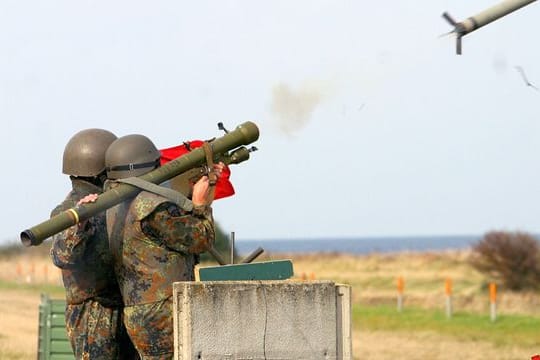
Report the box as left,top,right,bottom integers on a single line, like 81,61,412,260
37,260,293,359
37,294,75,360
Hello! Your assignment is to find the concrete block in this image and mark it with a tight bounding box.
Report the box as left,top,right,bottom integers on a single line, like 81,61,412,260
173,280,352,360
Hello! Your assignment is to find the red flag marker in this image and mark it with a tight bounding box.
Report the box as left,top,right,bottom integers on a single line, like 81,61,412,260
160,140,235,200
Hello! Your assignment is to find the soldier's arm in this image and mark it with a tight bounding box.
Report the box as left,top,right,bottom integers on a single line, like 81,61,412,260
50,227,92,268
49,204,92,269
142,202,215,254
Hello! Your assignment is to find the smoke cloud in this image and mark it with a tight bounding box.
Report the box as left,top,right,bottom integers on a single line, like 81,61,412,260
270,81,331,135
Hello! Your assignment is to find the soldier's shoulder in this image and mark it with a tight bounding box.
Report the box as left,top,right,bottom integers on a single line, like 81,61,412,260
50,191,78,217
131,191,171,220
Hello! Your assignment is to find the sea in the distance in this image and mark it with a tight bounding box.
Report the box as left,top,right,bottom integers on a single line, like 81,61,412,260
235,235,480,255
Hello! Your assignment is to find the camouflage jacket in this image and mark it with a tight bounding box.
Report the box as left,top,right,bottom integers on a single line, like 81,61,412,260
106,189,215,306
50,178,122,307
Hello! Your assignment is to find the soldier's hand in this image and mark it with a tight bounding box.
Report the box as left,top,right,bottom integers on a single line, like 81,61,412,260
75,193,99,233
77,193,99,205
191,176,210,206
192,162,224,206
213,162,225,178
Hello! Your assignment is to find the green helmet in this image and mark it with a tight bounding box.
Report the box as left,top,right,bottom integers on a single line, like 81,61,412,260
63,129,118,177
105,134,160,179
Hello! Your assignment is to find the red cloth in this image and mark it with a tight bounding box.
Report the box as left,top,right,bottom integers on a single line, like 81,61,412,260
159,141,235,200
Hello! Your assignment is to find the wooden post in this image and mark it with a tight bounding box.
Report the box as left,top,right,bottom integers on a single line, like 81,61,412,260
397,276,404,312
28,262,35,283
489,282,497,322
43,264,48,283
445,278,453,319
16,263,22,281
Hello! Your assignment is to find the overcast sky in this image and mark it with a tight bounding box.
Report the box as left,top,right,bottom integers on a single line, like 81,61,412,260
1,0,539,245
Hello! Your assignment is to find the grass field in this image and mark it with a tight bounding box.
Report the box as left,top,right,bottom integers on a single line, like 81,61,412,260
0,246,539,359
355,305,540,347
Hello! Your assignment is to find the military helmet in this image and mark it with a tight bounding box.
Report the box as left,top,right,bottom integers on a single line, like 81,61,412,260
105,134,160,179
62,128,118,177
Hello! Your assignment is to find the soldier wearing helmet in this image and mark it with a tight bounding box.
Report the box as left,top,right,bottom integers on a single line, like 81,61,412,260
50,129,137,359
104,134,220,359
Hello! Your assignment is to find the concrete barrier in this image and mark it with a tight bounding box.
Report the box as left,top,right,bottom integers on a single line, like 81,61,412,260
173,280,352,360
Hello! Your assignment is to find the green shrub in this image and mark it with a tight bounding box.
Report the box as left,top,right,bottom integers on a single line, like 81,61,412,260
469,231,540,291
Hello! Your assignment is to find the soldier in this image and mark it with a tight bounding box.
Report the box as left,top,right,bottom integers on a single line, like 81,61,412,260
104,134,219,359
50,128,137,359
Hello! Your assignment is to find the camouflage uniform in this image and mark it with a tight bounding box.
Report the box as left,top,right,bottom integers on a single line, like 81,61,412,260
50,178,137,360
106,189,215,359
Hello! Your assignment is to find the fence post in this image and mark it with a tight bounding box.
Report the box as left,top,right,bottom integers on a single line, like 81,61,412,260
397,276,404,312
16,262,22,282
489,282,497,322
28,262,36,283
43,264,48,283
445,278,453,319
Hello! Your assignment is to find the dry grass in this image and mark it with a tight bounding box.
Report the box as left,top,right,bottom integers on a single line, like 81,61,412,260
0,288,41,359
354,330,538,360
0,244,63,286
272,250,540,315
1,248,539,359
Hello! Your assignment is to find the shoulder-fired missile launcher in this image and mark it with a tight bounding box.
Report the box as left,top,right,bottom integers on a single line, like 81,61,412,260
21,121,259,247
